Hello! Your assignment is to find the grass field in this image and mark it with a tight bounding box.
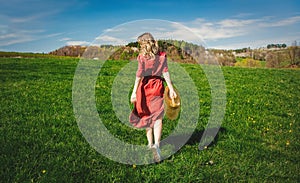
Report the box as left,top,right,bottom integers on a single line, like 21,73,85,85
0,56,299,182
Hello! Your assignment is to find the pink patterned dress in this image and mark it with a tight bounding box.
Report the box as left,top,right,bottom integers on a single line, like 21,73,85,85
129,52,168,128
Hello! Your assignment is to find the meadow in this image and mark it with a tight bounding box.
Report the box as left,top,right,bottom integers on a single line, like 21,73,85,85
0,56,299,182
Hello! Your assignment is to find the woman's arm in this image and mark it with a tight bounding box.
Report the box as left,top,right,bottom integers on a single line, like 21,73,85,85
130,77,141,103
163,71,177,99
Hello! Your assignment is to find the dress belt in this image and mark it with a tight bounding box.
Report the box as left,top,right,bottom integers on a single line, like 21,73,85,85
143,75,165,82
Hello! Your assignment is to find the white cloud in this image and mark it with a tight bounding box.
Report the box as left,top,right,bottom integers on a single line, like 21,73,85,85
45,32,64,38
260,16,300,27
95,35,127,45
103,28,126,33
0,27,45,46
180,15,300,49
0,33,17,39
186,16,300,37
0,11,54,47
10,15,41,23
218,18,260,28
59,37,72,41
90,16,300,50
66,41,90,46
0,0,73,49
182,18,251,41
0,37,34,47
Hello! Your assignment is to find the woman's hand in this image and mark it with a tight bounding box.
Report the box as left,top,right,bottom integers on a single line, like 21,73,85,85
169,88,177,99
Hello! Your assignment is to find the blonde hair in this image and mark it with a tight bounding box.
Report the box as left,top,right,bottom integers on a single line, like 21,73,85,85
137,32,159,59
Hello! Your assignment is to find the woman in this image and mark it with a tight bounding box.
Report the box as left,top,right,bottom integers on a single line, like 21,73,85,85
129,33,177,162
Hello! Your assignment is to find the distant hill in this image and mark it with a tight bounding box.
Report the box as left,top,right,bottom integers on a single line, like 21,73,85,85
47,40,300,68
49,45,87,57
48,40,236,65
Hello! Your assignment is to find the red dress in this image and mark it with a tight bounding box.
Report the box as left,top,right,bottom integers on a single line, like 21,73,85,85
129,52,168,128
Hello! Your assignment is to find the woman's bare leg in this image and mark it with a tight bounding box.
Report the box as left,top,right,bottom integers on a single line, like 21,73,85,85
153,119,162,147
146,128,153,148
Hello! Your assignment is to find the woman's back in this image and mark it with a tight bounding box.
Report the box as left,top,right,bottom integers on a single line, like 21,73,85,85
136,52,168,77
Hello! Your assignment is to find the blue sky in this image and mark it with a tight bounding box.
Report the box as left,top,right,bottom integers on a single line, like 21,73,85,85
0,0,300,52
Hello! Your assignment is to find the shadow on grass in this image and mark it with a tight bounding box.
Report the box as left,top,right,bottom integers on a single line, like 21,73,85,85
161,127,226,151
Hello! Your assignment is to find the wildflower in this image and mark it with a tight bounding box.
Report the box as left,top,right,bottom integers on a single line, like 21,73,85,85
133,164,137,169
42,170,46,174
286,141,290,146
206,160,214,165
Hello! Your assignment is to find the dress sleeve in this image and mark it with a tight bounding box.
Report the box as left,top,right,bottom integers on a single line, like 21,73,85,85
136,55,144,77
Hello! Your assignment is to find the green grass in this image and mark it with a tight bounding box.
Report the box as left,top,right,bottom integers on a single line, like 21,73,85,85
0,57,299,182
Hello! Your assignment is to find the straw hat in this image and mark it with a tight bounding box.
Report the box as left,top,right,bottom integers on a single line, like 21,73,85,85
164,86,181,120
